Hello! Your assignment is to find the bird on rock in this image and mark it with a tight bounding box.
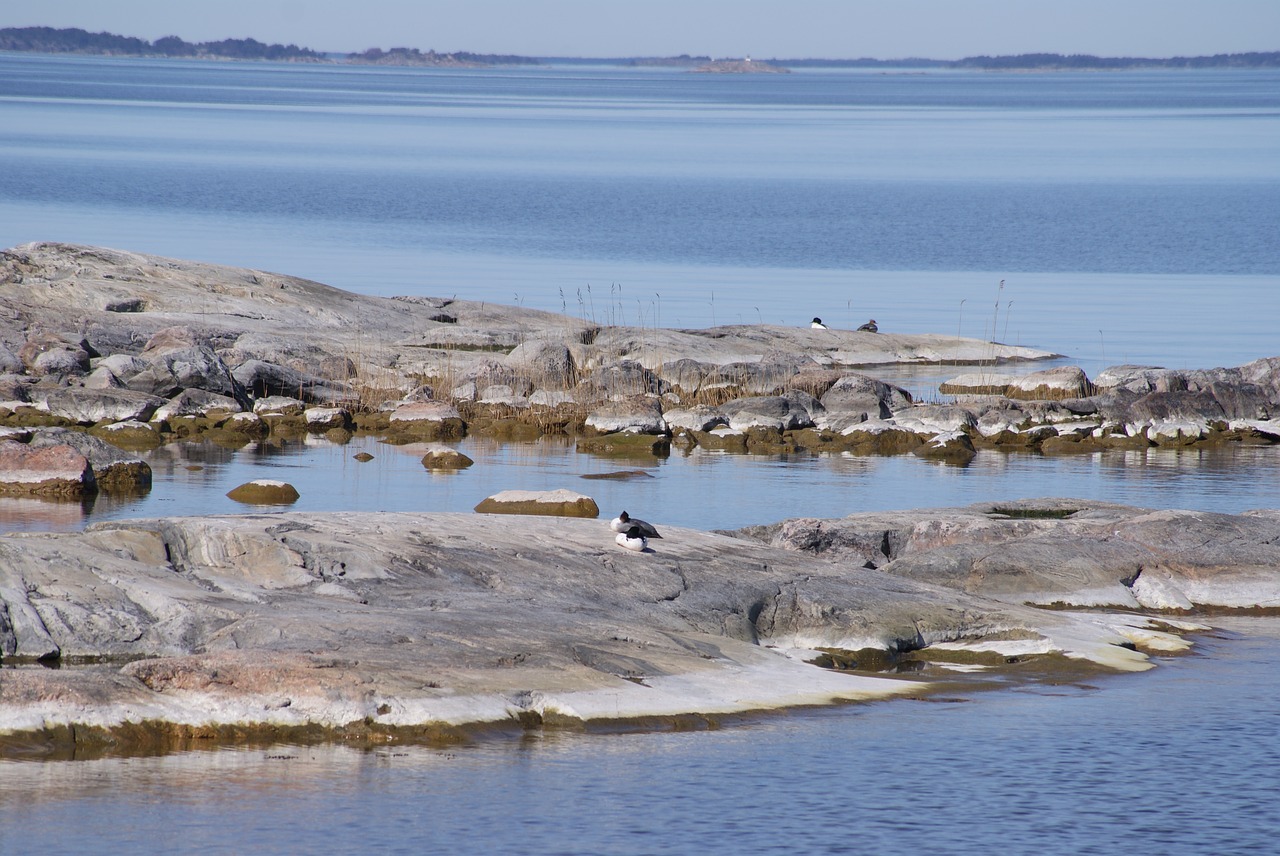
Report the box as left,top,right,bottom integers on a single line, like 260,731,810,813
810,317,828,329
615,524,649,552
857,319,878,333
610,510,662,539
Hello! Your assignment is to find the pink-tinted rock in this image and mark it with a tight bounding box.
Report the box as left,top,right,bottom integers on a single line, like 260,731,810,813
0,443,95,496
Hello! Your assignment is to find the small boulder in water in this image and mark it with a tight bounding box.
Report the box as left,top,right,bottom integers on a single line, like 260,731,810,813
421,444,474,470
474,489,598,518
227,480,300,505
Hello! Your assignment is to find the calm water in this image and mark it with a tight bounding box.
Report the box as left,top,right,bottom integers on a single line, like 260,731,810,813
4,434,1280,535
3,617,1278,855
2,54,1279,372
3,54,1280,851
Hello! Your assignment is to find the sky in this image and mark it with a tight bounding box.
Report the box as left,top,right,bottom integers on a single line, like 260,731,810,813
7,0,1280,59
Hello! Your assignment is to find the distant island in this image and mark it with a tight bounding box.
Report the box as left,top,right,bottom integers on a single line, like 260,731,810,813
2,26,1277,70
348,47,537,68
0,26,323,61
693,58,790,74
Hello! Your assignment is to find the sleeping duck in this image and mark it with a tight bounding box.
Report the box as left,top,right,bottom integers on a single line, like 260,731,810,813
610,510,661,539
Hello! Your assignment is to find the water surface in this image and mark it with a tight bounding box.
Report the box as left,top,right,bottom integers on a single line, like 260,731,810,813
2,55,1277,370
1,55,1277,853
3,618,1277,855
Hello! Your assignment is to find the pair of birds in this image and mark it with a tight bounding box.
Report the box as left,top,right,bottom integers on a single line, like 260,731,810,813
610,510,660,552
811,317,878,333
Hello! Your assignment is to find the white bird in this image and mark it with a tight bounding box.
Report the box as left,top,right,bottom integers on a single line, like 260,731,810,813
615,525,649,552
610,510,661,539
810,317,828,329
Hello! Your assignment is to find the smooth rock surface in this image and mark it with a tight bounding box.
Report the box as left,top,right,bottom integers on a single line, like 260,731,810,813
0,507,1240,742
726,499,1280,610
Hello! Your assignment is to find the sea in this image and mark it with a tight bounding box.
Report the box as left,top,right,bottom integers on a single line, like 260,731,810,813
1,53,1279,854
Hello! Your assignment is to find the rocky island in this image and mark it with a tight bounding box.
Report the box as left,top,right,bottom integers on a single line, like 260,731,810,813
1,241,1278,756
693,58,790,73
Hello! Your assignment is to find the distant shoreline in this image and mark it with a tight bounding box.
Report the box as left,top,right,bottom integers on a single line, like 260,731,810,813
2,26,1277,70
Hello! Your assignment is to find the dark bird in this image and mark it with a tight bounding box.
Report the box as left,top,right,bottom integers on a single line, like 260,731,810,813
857,319,878,333
610,510,662,539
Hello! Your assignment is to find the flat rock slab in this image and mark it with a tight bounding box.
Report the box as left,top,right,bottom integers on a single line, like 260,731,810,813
0,243,1060,403
474,489,599,517
726,498,1280,610
0,507,1242,745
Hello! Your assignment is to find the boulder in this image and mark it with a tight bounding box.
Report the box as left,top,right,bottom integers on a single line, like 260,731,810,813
227,480,300,505
1008,366,1092,401
304,406,353,431
219,412,269,436
576,432,672,456
90,419,162,450
253,395,306,416
659,358,713,394
819,374,912,421
18,333,92,377
705,360,801,396
90,353,147,382
478,385,531,408
0,346,23,374
504,340,576,388
1201,382,1272,420
153,389,243,422
129,345,246,405
1147,419,1209,446
31,347,91,378
32,388,165,424
722,394,816,431
474,489,599,518
1239,357,1280,403
26,427,152,490
420,444,474,470
1125,390,1225,424
584,398,668,435
581,360,666,398
316,355,357,380
912,430,977,464
892,404,977,435
458,360,526,393
0,374,33,405
836,420,927,455
231,359,349,405
0,443,95,496
387,401,466,439
1093,366,1187,395
663,406,729,433
81,366,126,390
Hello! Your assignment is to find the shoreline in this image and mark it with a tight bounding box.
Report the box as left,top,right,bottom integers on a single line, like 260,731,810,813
1,504,1262,759
1,244,1278,759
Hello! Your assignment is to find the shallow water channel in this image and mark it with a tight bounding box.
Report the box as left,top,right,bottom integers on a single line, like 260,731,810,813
4,432,1280,535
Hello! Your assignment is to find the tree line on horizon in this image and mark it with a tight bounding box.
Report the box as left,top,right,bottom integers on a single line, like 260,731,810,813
1,26,1277,69
0,26,321,60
